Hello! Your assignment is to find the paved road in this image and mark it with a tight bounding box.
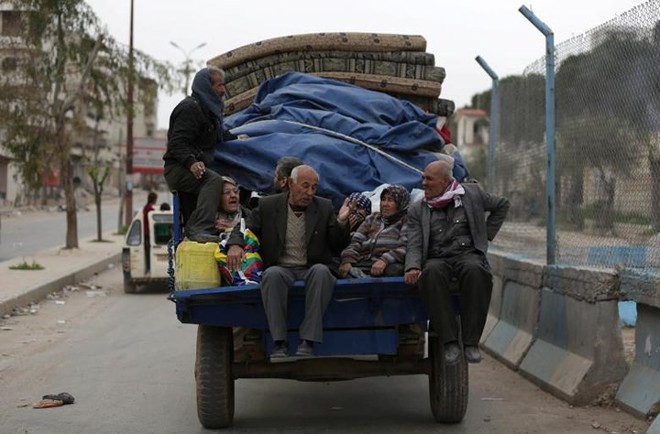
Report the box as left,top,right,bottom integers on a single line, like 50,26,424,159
0,192,150,262
0,266,649,434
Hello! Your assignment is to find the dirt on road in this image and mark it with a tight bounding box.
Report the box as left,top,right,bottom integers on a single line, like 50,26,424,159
0,268,652,434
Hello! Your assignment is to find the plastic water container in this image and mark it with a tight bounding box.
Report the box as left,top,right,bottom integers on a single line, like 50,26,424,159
175,240,221,290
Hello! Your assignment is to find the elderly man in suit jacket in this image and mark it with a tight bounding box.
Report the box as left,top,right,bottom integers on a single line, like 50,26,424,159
227,165,350,358
405,160,509,364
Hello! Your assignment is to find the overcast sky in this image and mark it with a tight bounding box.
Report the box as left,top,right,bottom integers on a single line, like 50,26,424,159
84,0,647,129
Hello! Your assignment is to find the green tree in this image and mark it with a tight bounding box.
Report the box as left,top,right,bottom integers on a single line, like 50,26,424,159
0,0,172,248
555,25,658,230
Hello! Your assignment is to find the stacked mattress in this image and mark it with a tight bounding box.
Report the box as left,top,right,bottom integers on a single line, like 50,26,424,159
207,32,453,117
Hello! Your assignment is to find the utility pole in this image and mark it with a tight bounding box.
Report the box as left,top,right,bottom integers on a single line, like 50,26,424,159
170,41,207,96
125,0,134,227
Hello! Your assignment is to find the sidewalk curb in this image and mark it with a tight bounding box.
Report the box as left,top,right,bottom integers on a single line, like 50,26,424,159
0,233,123,316
0,246,121,318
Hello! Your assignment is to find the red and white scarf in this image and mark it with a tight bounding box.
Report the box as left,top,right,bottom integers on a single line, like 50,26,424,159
425,180,465,209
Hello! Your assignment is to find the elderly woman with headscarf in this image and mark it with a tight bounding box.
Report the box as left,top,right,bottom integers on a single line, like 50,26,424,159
163,67,245,243
214,176,251,239
339,185,411,278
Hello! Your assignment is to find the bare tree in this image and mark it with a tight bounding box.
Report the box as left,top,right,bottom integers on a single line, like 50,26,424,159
0,0,173,248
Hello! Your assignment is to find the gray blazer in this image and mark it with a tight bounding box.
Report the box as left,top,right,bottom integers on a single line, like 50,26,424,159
405,183,510,271
228,192,350,269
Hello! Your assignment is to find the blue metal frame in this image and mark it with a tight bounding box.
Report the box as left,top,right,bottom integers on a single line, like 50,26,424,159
475,56,499,191
170,277,430,356
519,5,556,265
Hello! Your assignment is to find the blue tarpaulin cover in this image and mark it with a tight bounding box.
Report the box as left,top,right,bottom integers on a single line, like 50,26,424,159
215,72,466,208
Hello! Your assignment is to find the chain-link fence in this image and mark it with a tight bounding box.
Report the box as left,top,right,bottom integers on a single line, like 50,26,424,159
486,0,660,271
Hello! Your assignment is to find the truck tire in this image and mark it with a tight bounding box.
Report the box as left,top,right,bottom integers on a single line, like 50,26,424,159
428,335,468,423
196,325,234,429
123,277,137,294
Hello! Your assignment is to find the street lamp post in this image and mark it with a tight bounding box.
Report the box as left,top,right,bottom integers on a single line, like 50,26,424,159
170,41,207,96
124,0,135,227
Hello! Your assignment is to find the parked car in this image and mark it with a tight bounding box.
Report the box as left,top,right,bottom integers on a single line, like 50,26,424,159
122,208,174,293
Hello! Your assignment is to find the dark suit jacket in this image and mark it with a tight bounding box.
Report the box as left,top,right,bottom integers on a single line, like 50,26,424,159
228,193,350,268
405,183,510,271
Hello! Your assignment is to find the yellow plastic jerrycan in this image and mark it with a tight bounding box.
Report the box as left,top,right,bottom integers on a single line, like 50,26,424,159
175,240,221,290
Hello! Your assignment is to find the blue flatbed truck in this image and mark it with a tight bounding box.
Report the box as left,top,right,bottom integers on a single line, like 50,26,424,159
168,194,469,429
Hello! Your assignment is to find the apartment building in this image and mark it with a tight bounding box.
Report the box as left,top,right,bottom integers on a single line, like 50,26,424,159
0,2,161,206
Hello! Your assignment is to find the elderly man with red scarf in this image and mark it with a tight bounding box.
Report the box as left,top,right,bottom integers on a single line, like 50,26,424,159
404,160,509,364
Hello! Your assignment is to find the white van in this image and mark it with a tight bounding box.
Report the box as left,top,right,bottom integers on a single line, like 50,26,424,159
122,209,174,293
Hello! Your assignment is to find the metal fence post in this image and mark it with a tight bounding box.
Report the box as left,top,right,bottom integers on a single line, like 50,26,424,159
519,5,556,265
475,56,499,191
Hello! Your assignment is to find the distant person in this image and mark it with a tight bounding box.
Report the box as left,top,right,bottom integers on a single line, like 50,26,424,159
226,165,351,358
339,185,409,278
273,156,303,193
163,67,245,243
404,160,509,364
142,191,158,273
159,202,171,211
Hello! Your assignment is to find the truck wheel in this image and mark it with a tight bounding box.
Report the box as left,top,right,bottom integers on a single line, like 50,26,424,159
123,277,137,294
428,335,468,423
196,325,234,429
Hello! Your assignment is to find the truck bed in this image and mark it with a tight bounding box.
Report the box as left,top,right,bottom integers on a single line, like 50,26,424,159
169,276,428,357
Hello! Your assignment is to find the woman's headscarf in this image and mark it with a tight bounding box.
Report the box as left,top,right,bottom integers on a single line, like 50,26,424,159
380,184,410,225
191,68,224,133
348,192,372,230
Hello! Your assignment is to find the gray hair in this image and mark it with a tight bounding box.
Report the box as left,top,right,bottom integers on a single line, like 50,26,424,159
435,153,455,171
290,165,319,183
275,156,303,178
428,159,454,182
207,66,225,81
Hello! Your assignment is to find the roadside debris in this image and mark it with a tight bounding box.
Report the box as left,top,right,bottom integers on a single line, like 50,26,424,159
33,399,64,408
33,392,75,409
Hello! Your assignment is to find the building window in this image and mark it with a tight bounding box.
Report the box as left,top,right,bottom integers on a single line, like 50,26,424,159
1,11,23,37
2,57,18,72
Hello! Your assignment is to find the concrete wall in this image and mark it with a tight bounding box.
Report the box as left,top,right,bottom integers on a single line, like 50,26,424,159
615,269,660,421
483,250,658,416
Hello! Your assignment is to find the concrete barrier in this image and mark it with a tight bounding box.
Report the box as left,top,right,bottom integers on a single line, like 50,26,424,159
482,253,543,369
648,415,660,434
615,270,660,425
519,287,627,404
482,280,539,369
480,274,502,344
483,252,658,423
517,265,626,404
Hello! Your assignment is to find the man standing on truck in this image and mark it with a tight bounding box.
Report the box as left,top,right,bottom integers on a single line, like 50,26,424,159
226,165,351,358
404,160,509,364
163,67,241,243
